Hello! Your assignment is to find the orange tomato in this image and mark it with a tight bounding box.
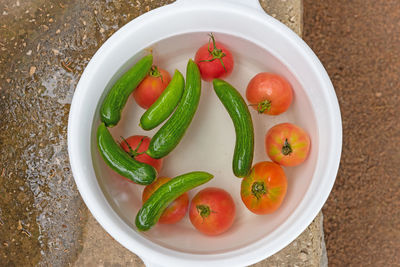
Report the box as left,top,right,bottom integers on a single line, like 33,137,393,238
241,161,287,214
265,123,311,166
246,72,293,115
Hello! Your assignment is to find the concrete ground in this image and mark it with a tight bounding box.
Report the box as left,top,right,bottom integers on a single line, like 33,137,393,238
303,0,400,266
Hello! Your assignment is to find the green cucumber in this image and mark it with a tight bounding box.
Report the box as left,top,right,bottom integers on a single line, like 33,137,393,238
100,54,153,127
135,171,213,231
212,79,254,177
146,59,201,159
97,123,156,185
139,69,185,131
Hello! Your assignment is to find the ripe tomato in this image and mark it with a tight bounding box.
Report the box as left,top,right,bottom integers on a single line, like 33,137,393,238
142,177,189,224
241,161,287,214
133,66,171,109
265,123,311,166
246,72,293,115
120,135,163,173
194,33,234,81
189,187,236,236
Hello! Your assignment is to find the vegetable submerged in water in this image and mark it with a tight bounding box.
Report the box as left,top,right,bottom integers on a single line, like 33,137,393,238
213,78,254,178
100,54,153,127
146,59,201,159
136,171,214,231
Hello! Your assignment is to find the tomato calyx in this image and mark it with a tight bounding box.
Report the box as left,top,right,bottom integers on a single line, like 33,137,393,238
199,33,227,72
282,139,293,156
251,181,267,200
148,66,164,82
249,100,272,113
121,136,146,158
196,204,212,220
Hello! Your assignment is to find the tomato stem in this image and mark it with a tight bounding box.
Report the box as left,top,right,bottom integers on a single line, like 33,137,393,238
149,65,164,82
282,139,293,156
249,100,272,113
121,136,146,158
196,205,211,219
251,181,267,200
199,33,227,72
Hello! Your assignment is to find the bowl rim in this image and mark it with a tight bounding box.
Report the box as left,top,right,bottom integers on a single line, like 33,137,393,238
68,2,342,266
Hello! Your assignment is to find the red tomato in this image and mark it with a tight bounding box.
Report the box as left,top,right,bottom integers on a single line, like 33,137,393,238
194,33,234,81
241,161,287,214
189,187,236,236
133,66,171,109
265,123,311,166
246,72,293,115
120,135,163,173
142,177,189,224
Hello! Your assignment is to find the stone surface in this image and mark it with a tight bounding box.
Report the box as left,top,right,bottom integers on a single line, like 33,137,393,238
303,0,400,266
260,0,303,36
0,0,325,266
253,213,327,267
74,215,145,267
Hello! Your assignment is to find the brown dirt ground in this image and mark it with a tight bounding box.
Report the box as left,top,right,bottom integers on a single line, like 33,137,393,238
303,0,400,266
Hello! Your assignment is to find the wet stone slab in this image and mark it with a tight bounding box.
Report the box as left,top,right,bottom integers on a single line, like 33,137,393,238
0,0,325,266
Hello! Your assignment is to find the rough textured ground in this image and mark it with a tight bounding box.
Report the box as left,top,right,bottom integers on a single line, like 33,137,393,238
0,0,326,266
0,1,175,265
303,0,400,266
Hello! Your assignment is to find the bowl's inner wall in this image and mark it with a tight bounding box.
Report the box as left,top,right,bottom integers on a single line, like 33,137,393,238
91,32,318,254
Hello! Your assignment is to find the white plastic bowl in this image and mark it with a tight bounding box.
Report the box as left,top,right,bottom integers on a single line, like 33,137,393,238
68,0,342,266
